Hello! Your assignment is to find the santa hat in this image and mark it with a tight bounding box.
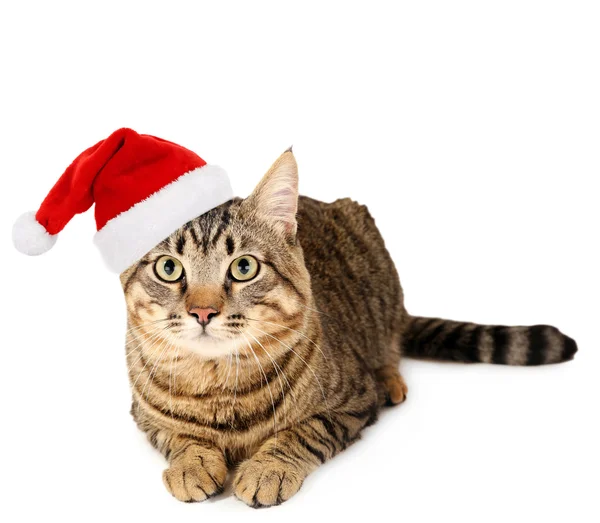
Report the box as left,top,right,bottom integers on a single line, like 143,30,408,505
12,128,233,273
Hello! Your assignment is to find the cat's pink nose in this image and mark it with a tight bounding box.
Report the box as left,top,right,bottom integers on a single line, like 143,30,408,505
188,307,219,326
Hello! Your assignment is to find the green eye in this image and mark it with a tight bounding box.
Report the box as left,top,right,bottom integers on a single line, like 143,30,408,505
230,255,259,282
154,256,184,282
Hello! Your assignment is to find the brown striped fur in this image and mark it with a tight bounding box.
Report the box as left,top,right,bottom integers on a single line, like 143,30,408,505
120,150,577,507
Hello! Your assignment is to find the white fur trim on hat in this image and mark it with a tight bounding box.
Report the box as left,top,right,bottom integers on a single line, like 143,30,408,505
12,211,58,255
93,164,233,273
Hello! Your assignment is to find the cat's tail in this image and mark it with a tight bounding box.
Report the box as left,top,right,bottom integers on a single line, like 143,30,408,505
402,316,577,365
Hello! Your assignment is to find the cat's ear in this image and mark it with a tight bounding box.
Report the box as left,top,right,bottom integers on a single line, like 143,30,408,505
244,148,299,238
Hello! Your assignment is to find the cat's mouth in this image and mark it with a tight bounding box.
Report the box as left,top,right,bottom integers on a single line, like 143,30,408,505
179,328,247,359
188,324,240,344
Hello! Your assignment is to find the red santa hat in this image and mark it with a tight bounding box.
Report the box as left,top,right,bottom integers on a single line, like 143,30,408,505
12,128,233,273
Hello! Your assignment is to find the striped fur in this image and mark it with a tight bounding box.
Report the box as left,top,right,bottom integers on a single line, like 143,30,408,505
403,317,577,365
119,150,576,508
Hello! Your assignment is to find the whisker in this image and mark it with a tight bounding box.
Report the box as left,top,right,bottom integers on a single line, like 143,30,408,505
284,296,332,318
126,326,171,369
246,330,288,427
126,320,171,342
130,330,172,393
246,317,328,361
239,330,278,446
137,333,174,416
263,337,302,419
231,348,240,428
126,327,170,370
221,349,234,391
126,317,172,335
125,326,169,352
168,333,182,423
126,317,175,341
247,325,332,422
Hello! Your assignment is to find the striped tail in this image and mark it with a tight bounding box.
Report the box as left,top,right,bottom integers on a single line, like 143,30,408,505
403,316,578,365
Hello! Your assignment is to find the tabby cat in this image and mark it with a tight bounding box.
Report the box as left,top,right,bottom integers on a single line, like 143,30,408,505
121,150,577,507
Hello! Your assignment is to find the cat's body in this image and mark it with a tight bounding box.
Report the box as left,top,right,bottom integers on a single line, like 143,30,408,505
122,152,576,507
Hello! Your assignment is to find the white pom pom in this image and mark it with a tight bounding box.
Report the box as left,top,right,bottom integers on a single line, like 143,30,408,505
12,211,58,255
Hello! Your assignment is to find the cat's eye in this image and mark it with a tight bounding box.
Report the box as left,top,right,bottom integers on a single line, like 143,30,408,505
154,256,184,282
230,255,259,282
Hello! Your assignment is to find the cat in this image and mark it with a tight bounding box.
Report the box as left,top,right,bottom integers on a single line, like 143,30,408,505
120,149,577,507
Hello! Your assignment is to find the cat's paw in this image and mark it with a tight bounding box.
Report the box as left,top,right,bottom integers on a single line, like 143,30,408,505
234,456,304,508
162,445,227,503
376,365,408,405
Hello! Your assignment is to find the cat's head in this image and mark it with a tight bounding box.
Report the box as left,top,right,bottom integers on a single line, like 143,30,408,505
120,150,312,359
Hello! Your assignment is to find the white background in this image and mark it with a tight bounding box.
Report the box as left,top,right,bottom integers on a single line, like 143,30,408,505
1,1,598,522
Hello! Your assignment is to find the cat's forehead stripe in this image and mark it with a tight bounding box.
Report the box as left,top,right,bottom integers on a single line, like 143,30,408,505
226,236,235,256
175,233,186,256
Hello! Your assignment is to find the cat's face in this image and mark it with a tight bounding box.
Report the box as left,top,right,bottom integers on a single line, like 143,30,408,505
120,151,311,359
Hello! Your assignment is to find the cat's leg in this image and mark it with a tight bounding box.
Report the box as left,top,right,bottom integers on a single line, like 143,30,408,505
233,411,373,507
374,331,408,406
145,427,227,502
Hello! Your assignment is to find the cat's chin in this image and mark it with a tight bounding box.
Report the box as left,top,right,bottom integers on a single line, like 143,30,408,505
180,334,246,360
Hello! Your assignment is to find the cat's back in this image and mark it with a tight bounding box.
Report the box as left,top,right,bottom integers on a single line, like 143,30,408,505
297,196,389,265
297,196,405,361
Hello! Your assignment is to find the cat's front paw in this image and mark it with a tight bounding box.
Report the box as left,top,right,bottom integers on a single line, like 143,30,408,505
163,445,227,503
234,456,304,508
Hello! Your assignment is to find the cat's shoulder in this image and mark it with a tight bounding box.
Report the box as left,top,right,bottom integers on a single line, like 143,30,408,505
298,195,373,220
297,196,380,243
